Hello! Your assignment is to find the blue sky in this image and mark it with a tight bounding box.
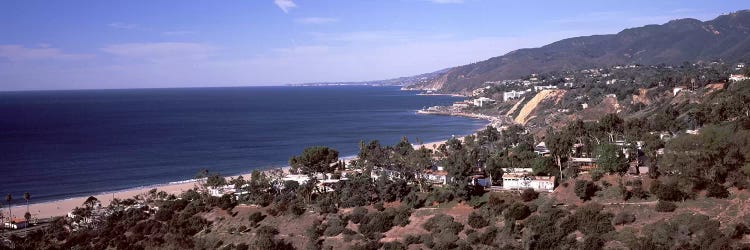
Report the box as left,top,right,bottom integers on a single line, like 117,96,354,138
0,0,747,91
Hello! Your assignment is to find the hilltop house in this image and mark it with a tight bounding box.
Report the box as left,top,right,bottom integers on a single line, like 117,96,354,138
472,97,496,107
533,85,558,91
569,157,598,171
534,142,550,156
503,90,527,101
730,74,748,82
500,173,555,192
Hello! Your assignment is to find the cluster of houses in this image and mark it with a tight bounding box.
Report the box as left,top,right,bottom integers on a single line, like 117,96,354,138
202,129,683,200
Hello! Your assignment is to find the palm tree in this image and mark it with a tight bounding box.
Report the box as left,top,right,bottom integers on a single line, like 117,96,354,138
5,194,12,222
23,192,30,219
0,202,4,229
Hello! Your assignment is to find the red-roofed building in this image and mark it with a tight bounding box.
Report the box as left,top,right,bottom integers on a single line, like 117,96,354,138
4,218,27,230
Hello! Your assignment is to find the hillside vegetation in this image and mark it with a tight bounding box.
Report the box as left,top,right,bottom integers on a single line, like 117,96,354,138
407,10,750,94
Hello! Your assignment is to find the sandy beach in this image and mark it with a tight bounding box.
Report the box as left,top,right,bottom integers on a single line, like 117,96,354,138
4,168,288,220
9,115,496,220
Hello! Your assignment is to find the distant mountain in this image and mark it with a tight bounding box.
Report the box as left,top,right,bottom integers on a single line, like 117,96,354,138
291,68,449,87
408,10,750,93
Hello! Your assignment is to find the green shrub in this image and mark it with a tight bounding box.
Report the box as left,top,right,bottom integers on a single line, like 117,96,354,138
389,206,412,227
374,201,385,211
650,180,685,201
612,212,636,225
382,241,406,250
323,215,346,237
349,207,368,224
655,200,677,212
422,214,463,234
574,180,598,201
504,202,531,221
521,188,539,202
706,184,729,198
248,212,266,227
403,234,422,245
467,211,489,229
358,211,394,239
573,203,614,235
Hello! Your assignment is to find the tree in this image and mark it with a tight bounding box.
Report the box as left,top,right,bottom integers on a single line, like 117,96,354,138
23,192,30,220
5,194,11,221
467,211,489,229
545,128,574,179
599,113,624,142
84,196,99,209
532,157,556,176
406,146,434,192
521,188,539,202
574,180,597,201
289,146,339,176
595,144,628,174
654,200,677,212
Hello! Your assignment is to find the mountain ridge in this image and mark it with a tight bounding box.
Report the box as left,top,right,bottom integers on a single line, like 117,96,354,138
403,10,750,93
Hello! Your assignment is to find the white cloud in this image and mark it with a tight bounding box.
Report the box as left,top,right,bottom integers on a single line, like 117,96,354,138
100,42,216,62
295,17,339,24
162,30,198,36
428,0,464,4
108,22,139,30
0,45,93,61
274,0,296,13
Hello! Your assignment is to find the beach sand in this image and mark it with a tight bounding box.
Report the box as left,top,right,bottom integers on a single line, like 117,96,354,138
12,119,495,220
5,168,288,220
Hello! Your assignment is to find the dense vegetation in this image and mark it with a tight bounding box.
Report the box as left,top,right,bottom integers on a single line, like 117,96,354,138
5,75,750,249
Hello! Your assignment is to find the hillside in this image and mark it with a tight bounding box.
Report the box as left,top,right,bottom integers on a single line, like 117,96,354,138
292,68,448,87
407,10,750,94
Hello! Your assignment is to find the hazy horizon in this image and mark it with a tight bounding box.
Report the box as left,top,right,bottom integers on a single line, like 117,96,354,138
1,1,747,91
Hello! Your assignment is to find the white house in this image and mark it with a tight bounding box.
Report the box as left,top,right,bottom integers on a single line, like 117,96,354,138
730,74,748,82
282,174,311,185
472,97,496,107
208,184,237,197
534,142,550,156
503,90,527,101
673,87,684,96
501,168,534,174
500,174,555,192
4,218,27,230
533,85,558,91
452,101,471,108
423,171,448,185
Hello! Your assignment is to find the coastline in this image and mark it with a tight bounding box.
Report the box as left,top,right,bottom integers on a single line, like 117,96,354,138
13,111,495,220
7,167,287,220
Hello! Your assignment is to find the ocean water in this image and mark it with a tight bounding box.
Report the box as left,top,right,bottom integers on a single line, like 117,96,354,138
0,86,486,203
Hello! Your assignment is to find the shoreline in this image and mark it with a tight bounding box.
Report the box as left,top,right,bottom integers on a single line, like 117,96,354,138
11,112,495,220
4,166,289,220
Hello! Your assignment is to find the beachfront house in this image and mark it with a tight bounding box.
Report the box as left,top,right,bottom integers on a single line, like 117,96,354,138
208,184,237,197
500,173,555,192
472,97,495,107
4,218,27,230
452,101,471,108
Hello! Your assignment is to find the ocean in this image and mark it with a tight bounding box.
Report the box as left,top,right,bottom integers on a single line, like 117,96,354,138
0,86,486,203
